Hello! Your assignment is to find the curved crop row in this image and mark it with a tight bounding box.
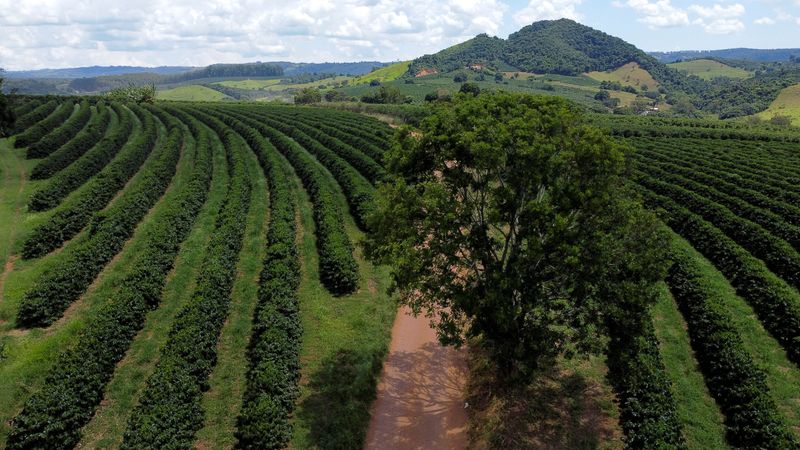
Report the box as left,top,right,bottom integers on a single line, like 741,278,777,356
637,175,800,289
606,320,687,449
637,142,800,210
22,105,152,258
30,102,112,180
17,108,181,327
222,107,375,230
26,100,92,158
27,103,134,212
219,114,302,449
6,112,212,450
205,107,359,295
12,99,58,135
250,107,386,182
15,100,75,149
121,116,252,449
11,98,45,118
635,158,800,251
666,239,798,449
268,108,386,163
639,187,800,365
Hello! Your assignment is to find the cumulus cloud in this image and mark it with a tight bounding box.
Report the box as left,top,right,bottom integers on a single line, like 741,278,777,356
612,0,690,28
754,17,776,25
514,0,583,25
689,3,745,35
0,0,507,69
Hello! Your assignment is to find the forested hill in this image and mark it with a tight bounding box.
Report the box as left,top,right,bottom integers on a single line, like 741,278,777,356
408,19,693,87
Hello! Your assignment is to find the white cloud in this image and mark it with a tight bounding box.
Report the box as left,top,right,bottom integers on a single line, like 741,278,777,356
612,0,690,28
514,0,583,25
689,3,745,19
696,18,745,34
754,17,776,25
0,0,507,70
688,3,745,34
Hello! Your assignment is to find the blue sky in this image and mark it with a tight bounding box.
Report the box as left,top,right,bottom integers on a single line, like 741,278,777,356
1,0,799,70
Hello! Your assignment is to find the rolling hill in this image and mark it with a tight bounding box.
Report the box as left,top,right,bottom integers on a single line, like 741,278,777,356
651,48,800,63
668,59,752,80
406,19,697,94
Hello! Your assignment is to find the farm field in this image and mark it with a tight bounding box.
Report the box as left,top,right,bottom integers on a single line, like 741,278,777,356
668,59,752,80
2,95,800,449
757,83,800,125
157,85,233,101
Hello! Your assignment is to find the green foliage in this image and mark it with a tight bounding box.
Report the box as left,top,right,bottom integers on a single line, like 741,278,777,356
666,238,799,449
324,90,350,102
17,106,177,327
26,100,92,158
6,109,211,450
361,86,411,104
294,87,322,104
30,101,112,179
106,83,156,104
12,99,57,135
212,107,359,295
0,73,14,137
640,189,800,365
218,114,301,449
14,100,75,149
365,92,669,376
122,112,251,449
459,82,480,95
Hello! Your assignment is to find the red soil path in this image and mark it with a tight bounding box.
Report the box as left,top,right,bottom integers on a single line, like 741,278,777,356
365,306,468,450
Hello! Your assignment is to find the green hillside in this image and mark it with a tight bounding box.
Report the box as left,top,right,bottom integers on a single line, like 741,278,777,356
757,83,800,124
156,85,232,101
669,59,752,80
353,61,411,84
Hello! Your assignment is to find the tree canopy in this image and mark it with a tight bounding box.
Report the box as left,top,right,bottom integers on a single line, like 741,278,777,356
365,92,668,376
0,69,15,136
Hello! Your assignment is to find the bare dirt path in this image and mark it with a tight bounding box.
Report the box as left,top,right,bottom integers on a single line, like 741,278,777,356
365,306,468,450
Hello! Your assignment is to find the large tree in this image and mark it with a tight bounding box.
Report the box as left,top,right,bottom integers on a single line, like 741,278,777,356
0,69,15,136
365,92,667,376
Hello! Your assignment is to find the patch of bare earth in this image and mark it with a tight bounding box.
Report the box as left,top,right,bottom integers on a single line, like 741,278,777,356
365,306,468,450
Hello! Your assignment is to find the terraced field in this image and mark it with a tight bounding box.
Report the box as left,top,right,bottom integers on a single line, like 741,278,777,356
0,98,395,450
3,96,800,450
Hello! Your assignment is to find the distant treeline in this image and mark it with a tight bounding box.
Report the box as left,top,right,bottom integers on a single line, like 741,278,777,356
166,62,284,82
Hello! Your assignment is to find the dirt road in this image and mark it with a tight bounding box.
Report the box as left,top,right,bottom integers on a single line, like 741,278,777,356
365,306,468,450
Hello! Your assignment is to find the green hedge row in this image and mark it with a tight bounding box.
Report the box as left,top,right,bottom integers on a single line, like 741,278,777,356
208,107,359,295
27,103,135,213
30,102,112,180
636,158,800,251
6,111,211,450
22,104,151,259
640,187,800,365
12,99,58,135
11,98,45,118
15,100,75,149
666,237,798,449
224,107,375,230
606,319,687,449
121,113,251,449
217,113,302,449
638,175,800,289
17,107,180,327
26,100,92,158
268,108,386,167
638,144,800,218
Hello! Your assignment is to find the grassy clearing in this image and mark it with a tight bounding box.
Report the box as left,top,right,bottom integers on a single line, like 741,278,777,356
587,62,660,90
74,124,228,449
352,61,411,85
652,282,728,449
756,84,800,125
264,76,352,92
287,156,396,449
215,78,282,90
158,85,233,102
668,59,752,80
193,132,269,449
467,347,623,450
673,234,800,436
